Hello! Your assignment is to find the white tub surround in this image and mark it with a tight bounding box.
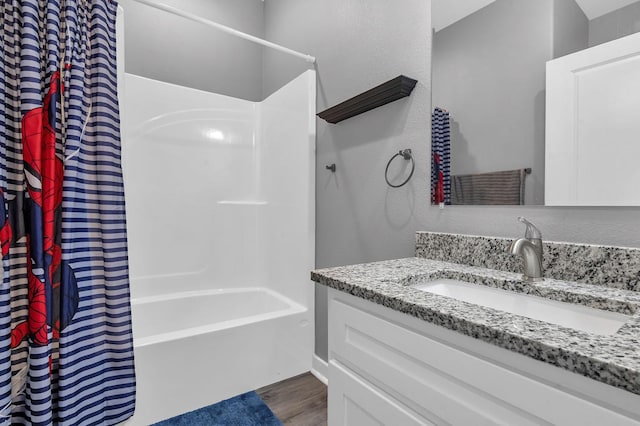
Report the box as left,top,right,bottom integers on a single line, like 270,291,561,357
131,288,306,346
312,233,640,424
120,70,316,425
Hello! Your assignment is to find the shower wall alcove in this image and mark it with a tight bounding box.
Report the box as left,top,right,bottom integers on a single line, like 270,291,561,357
116,6,316,425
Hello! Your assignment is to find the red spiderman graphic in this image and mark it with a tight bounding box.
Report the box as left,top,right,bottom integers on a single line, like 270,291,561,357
432,152,445,205
0,190,11,258
2,71,79,351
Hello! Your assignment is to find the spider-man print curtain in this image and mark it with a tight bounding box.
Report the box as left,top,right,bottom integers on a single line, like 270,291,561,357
0,1,135,424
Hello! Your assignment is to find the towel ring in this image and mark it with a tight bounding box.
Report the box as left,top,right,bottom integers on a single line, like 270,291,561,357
385,149,415,188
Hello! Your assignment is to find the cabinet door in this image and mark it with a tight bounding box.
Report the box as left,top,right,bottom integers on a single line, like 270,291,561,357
329,298,542,425
329,293,640,426
328,361,432,426
545,31,640,206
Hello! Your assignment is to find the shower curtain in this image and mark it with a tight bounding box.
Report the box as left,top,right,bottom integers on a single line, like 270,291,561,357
0,0,135,424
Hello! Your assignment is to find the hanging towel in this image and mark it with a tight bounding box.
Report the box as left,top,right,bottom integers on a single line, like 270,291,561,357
431,108,451,205
451,168,528,205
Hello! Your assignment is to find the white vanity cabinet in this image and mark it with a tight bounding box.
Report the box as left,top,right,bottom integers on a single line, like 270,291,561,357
327,288,640,425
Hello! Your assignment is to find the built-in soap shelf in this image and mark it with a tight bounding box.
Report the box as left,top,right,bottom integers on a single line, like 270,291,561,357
217,200,268,206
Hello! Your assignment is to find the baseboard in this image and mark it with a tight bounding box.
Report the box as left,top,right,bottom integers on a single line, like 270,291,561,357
311,354,328,385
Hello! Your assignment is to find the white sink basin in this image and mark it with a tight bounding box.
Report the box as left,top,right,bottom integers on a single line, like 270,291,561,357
414,278,630,335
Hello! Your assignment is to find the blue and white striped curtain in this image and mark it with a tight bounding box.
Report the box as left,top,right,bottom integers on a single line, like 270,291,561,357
0,1,135,424
431,107,450,205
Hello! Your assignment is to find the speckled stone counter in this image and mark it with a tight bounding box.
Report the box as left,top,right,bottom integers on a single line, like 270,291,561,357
416,232,640,290
312,254,640,395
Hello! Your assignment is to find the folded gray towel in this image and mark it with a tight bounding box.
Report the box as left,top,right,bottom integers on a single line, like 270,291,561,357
451,169,527,205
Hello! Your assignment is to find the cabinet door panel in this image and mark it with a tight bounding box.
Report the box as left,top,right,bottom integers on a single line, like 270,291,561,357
329,296,640,426
328,361,432,426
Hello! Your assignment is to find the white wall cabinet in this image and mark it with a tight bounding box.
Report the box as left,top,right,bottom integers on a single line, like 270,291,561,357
327,289,640,425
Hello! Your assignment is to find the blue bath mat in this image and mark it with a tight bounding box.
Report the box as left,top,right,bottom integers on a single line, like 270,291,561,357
152,391,282,426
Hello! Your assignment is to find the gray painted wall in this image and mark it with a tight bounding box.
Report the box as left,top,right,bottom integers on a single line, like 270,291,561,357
588,1,640,47
553,0,589,58
264,0,640,362
263,0,432,361
432,0,551,206
122,0,265,101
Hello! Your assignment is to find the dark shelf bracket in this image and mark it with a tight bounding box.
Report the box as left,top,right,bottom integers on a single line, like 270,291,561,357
317,75,418,124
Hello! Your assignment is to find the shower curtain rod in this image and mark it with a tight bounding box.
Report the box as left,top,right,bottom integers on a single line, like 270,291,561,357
121,0,317,64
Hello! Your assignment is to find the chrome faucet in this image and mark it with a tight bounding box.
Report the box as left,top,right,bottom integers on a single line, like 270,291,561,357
509,217,543,281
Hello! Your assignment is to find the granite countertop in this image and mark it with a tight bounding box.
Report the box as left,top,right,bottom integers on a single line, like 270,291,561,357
311,257,640,395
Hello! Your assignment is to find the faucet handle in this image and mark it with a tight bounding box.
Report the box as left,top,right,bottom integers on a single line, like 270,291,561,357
518,217,542,239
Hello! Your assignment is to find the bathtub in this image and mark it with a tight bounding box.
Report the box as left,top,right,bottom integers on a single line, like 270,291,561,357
125,287,311,425
118,53,316,423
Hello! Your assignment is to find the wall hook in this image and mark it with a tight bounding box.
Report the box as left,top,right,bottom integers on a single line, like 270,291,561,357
326,164,336,173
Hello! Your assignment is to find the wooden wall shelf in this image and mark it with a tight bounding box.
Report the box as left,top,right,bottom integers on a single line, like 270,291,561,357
317,75,417,124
